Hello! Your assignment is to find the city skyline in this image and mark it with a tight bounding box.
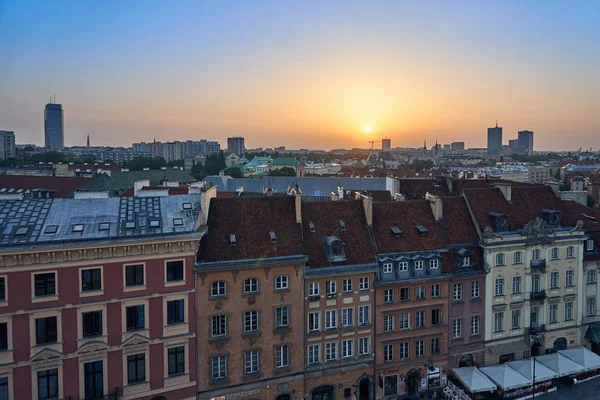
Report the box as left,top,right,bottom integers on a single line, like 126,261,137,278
1,1,599,150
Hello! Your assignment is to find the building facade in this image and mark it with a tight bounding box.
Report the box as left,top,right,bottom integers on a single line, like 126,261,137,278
0,131,15,160
487,124,502,154
518,131,534,155
0,189,213,400
227,137,245,156
44,103,64,150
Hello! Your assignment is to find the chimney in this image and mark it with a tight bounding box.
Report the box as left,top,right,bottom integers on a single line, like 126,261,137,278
494,182,512,202
331,191,340,201
361,194,373,227
133,180,150,196
295,191,302,223
395,193,406,201
426,193,443,221
337,185,344,200
196,185,217,229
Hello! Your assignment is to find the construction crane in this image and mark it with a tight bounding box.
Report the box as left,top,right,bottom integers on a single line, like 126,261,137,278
368,139,381,150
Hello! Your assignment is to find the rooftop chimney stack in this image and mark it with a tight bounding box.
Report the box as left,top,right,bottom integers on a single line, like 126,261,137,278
494,182,512,202
361,194,373,227
426,193,443,221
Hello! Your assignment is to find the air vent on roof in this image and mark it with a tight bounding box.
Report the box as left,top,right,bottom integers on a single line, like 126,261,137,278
339,220,346,231
269,231,277,243
125,221,136,229
390,226,403,238
229,234,237,247
15,227,28,236
72,224,84,233
149,219,160,228
416,225,428,236
98,222,110,231
44,225,58,234
182,202,193,210
309,221,316,232
173,218,184,226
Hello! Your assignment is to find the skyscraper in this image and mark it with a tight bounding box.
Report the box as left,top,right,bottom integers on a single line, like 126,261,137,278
44,102,64,150
0,130,16,160
227,136,245,155
382,138,391,150
518,130,534,155
487,123,502,154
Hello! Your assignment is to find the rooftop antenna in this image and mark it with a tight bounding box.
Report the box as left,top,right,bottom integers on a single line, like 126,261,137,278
53,94,56,104
496,120,498,128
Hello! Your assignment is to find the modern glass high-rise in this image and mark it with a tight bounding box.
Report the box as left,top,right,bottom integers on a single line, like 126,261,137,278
44,103,64,150
487,123,502,154
518,130,534,155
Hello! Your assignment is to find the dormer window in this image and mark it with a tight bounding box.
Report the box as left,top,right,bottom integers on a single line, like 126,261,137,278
390,226,402,238
14,227,28,236
488,211,509,232
541,209,561,226
324,236,347,262
338,220,346,231
149,219,160,228
415,260,424,270
309,221,316,233
125,221,136,229
44,225,59,234
229,234,237,247
182,202,193,210
416,225,428,236
462,257,471,267
98,222,110,231
72,224,84,233
398,262,408,272
383,263,393,274
269,231,277,244
430,259,439,269
173,218,184,226
587,239,595,251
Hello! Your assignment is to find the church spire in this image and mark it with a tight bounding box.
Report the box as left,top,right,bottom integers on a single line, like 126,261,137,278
86,134,90,148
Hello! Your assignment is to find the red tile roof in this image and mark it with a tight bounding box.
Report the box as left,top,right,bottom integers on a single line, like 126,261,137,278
440,196,479,244
371,200,447,254
397,178,450,199
301,200,377,268
0,175,92,198
197,196,304,263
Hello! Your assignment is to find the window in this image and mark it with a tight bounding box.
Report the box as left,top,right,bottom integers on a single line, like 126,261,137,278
342,339,354,358
511,309,521,329
384,315,394,332
126,305,145,331
431,309,440,325
417,286,425,299
384,344,393,362
589,270,597,283
471,281,480,299
549,304,558,323
211,315,227,337
275,275,289,290
359,277,369,291
430,259,439,269
513,251,522,264
566,246,574,258
36,316,57,344
431,284,440,298
127,353,146,384
325,342,337,361
168,346,185,376
494,312,504,332
84,360,104,399
383,263,393,273
453,319,462,338
462,256,471,267
415,260,424,270
359,337,370,355
308,282,319,297
244,278,258,294
275,306,289,328
587,239,595,251
550,272,559,289
400,287,409,301
496,253,505,266
342,308,353,327
125,265,144,287
531,306,539,325
244,350,259,374
308,344,320,364
453,283,462,301
342,279,352,292
211,355,227,380
0,377,6,400
512,276,521,294
0,277,4,302
325,280,337,295
275,345,289,368
416,311,425,328
532,249,541,262
400,343,409,359
566,270,574,287
0,323,7,350
416,340,424,357
399,313,410,330
494,278,504,296
399,262,408,272
532,274,541,293
37,368,58,400
431,338,440,354
551,247,559,260
167,299,185,325
81,268,101,292
166,260,184,282
325,310,337,329
565,302,573,321
82,311,102,337
244,310,258,332
34,273,56,296
358,305,370,325
384,289,394,303
587,297,596,316
471,315,480,335
308,312,321,332
211,281,226,297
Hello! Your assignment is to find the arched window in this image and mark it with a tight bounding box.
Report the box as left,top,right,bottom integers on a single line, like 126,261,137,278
554,337,567,351
211,281,226,297
458,353,474,368
275,275,288,290
244,278,258,293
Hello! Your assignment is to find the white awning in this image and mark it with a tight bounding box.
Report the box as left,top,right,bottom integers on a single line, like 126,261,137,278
507,359,558,383
536,352,585,377
488,341,530,356
452,367,497,393
559,347,600,371
480,364,531,391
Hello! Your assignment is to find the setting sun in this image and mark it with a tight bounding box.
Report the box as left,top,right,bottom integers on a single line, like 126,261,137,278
363,125,372,134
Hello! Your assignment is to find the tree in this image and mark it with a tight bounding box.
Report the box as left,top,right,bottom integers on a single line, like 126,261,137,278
31,151,66,163
269,167,296,177
204,151,227,175
190,162,205,181
223,166,243,178
125,156,167,171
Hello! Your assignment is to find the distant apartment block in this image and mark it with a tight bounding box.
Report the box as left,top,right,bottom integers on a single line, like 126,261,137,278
487,124,502,154
382,138,391,150
132,140,220,160
0,131,16,159
518,130,534,155
227,136,245,155
451,142,465,151
44,103,64,150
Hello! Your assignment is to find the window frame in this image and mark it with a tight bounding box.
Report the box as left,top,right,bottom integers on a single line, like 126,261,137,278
165,259,185,285
243,278,259,294
494,311,504,332
127,353,146,384
275,275,289,290
275,345,289,368
211,281,227,297
566,269,574,287
382,262,393,274
494,278,504,296
453,283,462,301
384,289,394,304
124,263,145,291
167,345,186,376
471,315,480,336
513,251,522,265
32,271,58,302
342,278,352,292
453,318,462,338
359,277,369,291
471,281,480,299
243,310,259,333
80,267,103,296
588,270,597,283
211,355,227,380
566,246,575,258
211,314,227,338
244,349,260,375
495,253,505,266
430,259,439,269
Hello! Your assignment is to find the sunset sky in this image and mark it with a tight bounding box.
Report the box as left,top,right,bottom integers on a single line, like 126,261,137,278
1,1,599,151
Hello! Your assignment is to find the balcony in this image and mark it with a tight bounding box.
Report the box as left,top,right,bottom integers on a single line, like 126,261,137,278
530,290,547,301
529,323,546,336
530,259,547,272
